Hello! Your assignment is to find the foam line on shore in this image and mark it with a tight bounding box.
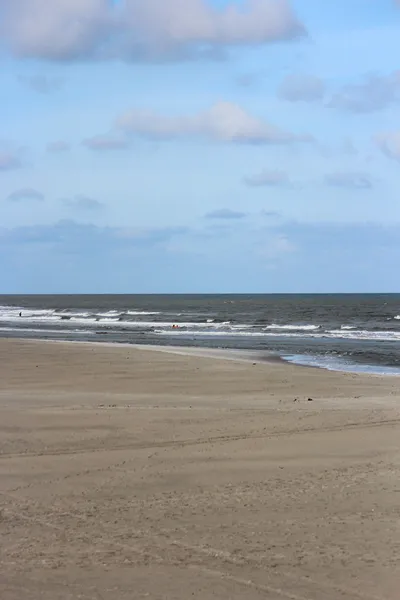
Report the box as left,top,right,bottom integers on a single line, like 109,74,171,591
129,344,279,364
1,336,394,378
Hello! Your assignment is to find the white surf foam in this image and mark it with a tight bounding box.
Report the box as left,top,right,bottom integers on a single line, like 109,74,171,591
57,311,92,318
126,310,161,316
284,354,400,376
264,324,320,331
327,329,400,341
154,328,268,337
0,326,94,335
152,326,400,343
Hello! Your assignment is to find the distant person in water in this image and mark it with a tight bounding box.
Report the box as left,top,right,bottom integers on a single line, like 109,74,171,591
19,312,22,317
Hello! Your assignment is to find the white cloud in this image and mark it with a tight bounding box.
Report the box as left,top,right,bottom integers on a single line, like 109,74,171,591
375,131,400,161
0,0,110,61
123,0,303,46
0,0,305,61
117,101,311,145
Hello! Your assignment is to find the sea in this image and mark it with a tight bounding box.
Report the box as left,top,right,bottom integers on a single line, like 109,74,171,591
1,294,400,376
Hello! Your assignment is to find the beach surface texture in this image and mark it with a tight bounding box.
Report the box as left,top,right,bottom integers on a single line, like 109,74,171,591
1,338,399,599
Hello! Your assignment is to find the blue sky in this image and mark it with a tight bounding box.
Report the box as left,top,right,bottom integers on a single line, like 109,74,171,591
1,0,400,293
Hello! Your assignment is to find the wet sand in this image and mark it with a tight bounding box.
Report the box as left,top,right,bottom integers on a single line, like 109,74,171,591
1,338,400,599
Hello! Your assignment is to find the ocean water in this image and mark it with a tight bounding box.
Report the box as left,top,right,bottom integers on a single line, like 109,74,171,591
1,294,400,375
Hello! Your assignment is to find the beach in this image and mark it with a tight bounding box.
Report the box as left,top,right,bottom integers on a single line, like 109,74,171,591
1,338,400,599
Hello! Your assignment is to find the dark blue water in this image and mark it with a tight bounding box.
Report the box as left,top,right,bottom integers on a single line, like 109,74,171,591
1,294,400,375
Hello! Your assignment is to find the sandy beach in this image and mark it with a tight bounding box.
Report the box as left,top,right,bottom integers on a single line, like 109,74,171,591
1,338,400,599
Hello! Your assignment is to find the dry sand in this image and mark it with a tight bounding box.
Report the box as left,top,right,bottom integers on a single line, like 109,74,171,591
1,338,400,599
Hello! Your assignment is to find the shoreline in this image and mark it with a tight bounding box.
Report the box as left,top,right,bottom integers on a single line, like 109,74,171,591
1,334,398,378
0,334,283,363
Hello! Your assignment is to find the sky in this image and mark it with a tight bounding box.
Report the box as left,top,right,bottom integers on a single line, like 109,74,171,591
1,0,400,293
